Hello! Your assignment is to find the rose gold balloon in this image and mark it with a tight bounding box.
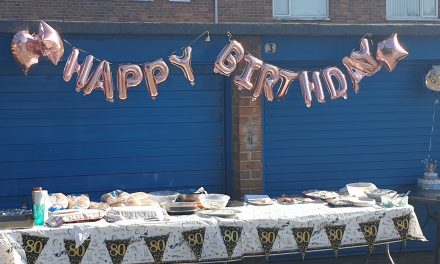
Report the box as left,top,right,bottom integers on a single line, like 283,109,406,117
11,30,41,75
38,21,64,65
252,63,280,102
63,48,95,91
234,53,263,91
276,69,299,100
376,33,409,72
117,64,143,100
299,71,326,108
144,60,169,100
322,66,348,100
214,40,245,76
169,46,195,86
83,60,115,102
342,37,382,93
351,38,379,73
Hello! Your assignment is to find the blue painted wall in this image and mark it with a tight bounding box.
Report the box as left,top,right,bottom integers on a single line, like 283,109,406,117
0,34,230,207
262,35,440,252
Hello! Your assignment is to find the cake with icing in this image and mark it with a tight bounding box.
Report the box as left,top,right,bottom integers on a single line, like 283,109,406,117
417,163,440,191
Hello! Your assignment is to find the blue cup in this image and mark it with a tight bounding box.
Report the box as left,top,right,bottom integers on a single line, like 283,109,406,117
33,204,45,226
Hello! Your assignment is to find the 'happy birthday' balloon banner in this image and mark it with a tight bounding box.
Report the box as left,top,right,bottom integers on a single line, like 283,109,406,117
10,21,409,106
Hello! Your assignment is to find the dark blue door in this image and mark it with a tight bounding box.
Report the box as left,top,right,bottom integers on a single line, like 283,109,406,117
0,34,230,207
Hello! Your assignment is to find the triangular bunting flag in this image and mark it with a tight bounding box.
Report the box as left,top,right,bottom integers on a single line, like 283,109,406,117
359,220,380,253
22,234,49,264
182,228,206,261
144,234,169,263
64,239,91,264
104,238,131,264
324,225,346,257
257,227,279,256
291,227,314,260
392,214,411,245
219,226,242,259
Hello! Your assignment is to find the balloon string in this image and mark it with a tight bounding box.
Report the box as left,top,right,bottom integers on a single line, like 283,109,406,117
168,31,210,57
427,94,439,160
61,30,213,66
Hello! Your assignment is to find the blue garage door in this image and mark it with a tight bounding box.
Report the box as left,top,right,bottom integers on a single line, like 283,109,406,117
262,35,440,251
0,34,230,208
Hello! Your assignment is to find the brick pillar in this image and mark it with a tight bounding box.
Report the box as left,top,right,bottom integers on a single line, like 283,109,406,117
231,36,263,200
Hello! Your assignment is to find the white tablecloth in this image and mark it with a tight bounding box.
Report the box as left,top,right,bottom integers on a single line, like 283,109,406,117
0,202,426,264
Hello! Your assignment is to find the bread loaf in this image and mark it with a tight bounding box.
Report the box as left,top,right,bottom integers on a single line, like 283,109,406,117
101,190,129,205
67,194,90,209
49,193,68,209
125,192,159,206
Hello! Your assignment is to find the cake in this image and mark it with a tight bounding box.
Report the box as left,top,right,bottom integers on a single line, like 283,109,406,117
417,162,440,191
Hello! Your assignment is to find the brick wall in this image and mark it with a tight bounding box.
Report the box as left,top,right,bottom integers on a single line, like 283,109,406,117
231,36,263,199
1,0,439,24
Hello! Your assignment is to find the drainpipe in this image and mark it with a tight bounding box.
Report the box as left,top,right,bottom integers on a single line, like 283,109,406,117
214,0,218,23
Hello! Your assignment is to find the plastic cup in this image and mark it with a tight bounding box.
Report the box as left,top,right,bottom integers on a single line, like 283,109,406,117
33,203,45,226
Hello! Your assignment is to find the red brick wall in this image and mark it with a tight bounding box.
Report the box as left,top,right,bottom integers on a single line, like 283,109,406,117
1,0,439,24
231,36,263,199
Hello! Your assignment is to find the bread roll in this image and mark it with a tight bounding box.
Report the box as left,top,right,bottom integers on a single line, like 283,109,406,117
49,193,68,209
67,194,90,209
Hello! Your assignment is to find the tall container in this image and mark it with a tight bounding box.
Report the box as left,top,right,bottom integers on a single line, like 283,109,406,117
32,187,48,226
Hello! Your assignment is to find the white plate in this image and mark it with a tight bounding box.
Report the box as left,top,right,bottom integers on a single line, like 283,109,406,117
201,209,241,217
348,197,376,207
303,190,339,200
248,199,274,206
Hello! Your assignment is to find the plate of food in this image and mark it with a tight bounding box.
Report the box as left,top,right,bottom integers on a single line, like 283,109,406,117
327,198,353,207
248,199,274,206
303,190,339,200
277,196,315,205
201,209,241,217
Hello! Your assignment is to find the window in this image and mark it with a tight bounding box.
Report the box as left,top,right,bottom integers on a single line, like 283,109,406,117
387,0,438,20
273,0,329,20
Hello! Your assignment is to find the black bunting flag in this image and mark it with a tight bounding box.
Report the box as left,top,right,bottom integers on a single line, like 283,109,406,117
219,226,242,259
64,239,90,264
144,234,169,263
392,214,411,245
324,225,346,257
104,238,131,264
359,220,380,253
22,234,49,264
182,228,206,261
257,227,279,256
291,227,314,260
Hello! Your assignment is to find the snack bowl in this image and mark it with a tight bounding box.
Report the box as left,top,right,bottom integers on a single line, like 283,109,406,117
346,182,377,197
199,194,230,209
365,189,397,202
148,191,180,207
381,195,408,208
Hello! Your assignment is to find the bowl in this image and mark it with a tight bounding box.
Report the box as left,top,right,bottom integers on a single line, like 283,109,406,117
178,193,202,203
148,191,180,207
166,202,197,212
365,189,397,202
199,194,230,209
381,195,408,208
346,182,377,197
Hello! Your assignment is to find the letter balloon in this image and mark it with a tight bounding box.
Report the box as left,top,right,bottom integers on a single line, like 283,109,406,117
276,69,299,100
299,71,326,107
169,46,195,86
83,60,115,102
322,66,348,100
144,60,169,100
234,53,263,91
117,65,143,100
214,40,245,76
63,48,95,91
252,63,280,102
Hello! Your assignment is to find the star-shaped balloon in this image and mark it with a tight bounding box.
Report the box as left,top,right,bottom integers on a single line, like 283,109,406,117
376,33,409,72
